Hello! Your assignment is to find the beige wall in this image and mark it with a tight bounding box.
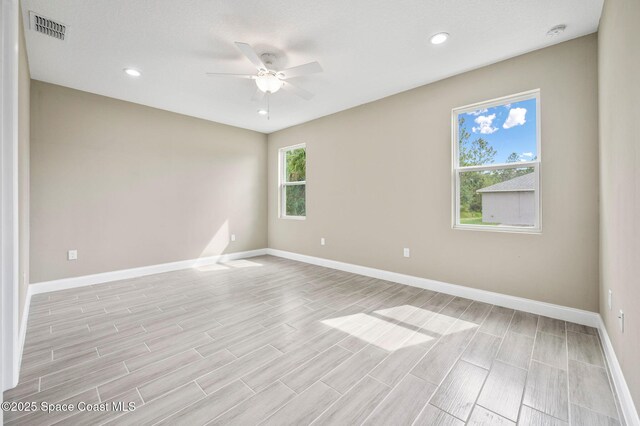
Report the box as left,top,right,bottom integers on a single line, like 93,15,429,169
599,0,640,407
268,35,599,311
18,9,30,319
30,81,267,283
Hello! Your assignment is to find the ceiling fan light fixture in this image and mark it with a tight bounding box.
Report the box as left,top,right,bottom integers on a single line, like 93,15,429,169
430,32,449,45
255,73,283,93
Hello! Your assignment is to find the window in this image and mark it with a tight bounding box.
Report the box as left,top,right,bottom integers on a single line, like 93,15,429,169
279,144,306,219
452,90,541,232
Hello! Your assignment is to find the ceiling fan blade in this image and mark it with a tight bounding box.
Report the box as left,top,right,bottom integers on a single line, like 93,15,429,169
206,72,255,79
251,88,265,102
282,81,314,100
235,42,267,70
278,61,323,79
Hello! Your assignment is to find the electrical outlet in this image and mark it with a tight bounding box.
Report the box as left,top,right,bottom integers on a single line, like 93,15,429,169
619,310,625,333
230,234,236,242
608,290,612,310
67,250,78,261
403,248,410,258
320,238,325,246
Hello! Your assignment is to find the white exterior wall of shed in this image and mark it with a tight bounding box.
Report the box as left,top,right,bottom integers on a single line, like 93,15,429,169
481,191,535,226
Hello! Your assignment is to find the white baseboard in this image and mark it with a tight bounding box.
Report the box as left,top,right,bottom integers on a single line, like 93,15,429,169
267,248,600,327
29,249,267,295
597,317,640,426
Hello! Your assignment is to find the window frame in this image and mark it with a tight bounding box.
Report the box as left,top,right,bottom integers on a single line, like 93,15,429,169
451,89,542,234
279,143,307,220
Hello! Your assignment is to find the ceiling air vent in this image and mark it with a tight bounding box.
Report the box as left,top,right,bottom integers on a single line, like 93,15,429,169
29,11,67,41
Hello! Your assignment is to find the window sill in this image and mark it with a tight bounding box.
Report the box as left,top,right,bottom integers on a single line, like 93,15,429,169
452,224,541,234
280,215,306,221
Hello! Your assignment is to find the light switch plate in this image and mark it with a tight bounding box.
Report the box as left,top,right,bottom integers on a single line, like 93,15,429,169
403,248,410,258
320,238,325,246
230,234,236,242
67,250,78,261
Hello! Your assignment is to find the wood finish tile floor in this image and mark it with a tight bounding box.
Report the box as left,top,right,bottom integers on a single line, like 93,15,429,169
3,256,623,425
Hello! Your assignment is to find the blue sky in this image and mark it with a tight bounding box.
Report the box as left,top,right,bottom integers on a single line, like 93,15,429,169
459,98,537,164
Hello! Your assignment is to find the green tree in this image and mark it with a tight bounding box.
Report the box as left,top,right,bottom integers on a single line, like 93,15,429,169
506,152,520,163
286,148,306,181
459,118,497,167
458,117,497,214
498,152,521,180
285,148,306,216
499,152,535,181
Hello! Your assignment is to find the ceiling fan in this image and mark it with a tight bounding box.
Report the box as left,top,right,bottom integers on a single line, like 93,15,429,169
206,42,323,115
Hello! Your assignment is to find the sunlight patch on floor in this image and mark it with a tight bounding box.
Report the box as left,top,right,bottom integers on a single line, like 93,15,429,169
322,305,478,351
196,263,230,272
196,259,263,272
223,259,263,268
374,305,419,323
322,310,427,351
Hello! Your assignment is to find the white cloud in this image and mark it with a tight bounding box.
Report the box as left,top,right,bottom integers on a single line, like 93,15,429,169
503,108,527,129
472,114,498,134
469,108,488,116
518,152,534,162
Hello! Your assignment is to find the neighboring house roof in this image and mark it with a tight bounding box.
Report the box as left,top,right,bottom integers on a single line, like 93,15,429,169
477,172,535,193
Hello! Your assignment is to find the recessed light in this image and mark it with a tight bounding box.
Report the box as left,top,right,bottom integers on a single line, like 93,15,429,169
257,109,268,116
123,68,141,77
430,32,449,45
547,25,566,37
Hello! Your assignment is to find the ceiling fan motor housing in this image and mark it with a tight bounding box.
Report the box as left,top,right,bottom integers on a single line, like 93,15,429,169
260,53,278,69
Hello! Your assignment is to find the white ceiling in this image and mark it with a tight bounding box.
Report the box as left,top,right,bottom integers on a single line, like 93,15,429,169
22,0,603,133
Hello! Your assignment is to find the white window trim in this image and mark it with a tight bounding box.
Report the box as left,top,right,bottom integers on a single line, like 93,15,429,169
451,89,542,234
278,143,306,220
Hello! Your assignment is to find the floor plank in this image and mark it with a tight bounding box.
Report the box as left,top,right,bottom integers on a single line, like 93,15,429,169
566,331,605,367
363,374,437,425
208,381,295,425
430,360,489,422
468,405,515,425
496,331,534,370
261,382,341,426
522,361,569,421
312,376,391,425
477,360,527,421
532,331,567,370
568,360,619,419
